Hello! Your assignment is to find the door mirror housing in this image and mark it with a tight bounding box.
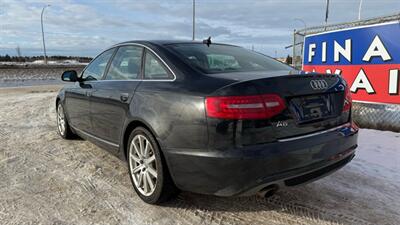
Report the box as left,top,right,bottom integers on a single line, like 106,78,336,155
61,70,79,82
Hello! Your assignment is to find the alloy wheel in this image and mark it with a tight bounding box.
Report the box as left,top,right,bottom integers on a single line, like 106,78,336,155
129,134,157,196
57,104,66,136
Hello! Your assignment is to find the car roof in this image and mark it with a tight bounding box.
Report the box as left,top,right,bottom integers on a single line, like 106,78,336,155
113,40,239,47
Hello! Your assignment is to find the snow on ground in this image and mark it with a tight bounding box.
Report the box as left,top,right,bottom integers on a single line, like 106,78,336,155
0,61,88,66
0,64,85,87
0,85,399,225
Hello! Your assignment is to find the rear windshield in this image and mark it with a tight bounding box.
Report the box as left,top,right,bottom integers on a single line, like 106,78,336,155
166,43,291,74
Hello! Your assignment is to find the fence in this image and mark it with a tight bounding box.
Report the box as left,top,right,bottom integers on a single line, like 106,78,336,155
292,13,400,132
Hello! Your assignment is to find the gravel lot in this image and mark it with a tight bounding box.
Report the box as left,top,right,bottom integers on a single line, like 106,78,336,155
0,85,399,225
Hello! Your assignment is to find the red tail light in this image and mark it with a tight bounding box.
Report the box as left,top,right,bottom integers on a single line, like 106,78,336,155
343,86,352,112
205,94,286,119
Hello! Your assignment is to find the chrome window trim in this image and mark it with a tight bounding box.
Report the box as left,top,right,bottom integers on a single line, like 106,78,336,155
71,126,119,147
80,47,117,80
112,43,176,82
103,45,144,81
81,43,177,82
277,123,351,142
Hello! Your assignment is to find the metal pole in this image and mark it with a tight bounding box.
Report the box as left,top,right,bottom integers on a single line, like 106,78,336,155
294,19,306,60
358,0,363,20
324,0,329,31
292,29,296,67
294,18,307,35
192,0,195,41
41,4,50,64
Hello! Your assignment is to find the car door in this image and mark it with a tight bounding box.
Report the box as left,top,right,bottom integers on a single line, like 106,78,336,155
89,45,144,145
65,48,115,133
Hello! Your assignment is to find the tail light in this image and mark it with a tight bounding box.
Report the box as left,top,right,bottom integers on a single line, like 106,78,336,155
205,94,286,119
343,86,352,112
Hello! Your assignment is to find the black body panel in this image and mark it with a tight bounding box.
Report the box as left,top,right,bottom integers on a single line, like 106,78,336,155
90,81,140,145
64,82,92,132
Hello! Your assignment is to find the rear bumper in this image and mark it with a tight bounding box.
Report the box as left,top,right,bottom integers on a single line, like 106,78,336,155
164,122,358,196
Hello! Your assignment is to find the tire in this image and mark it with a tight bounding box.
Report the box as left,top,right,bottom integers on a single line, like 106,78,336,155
56,102,76,139
127,127,178,204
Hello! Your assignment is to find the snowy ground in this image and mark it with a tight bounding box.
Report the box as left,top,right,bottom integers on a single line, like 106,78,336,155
0,64,85,87
0,85,399,225
0,61,88,66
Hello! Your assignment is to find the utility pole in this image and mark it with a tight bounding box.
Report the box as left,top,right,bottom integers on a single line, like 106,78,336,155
324,0,329,30
292,29,296,67
192,0,195,41
358,0,363,20
16,46,21,58
41,4,50,64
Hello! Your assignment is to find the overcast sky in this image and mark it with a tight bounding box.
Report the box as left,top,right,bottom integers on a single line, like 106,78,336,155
0,0,399,57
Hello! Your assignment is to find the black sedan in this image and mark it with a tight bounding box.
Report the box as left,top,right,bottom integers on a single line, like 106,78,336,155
56,40,358,204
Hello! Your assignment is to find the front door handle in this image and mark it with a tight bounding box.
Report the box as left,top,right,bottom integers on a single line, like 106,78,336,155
120,93,129,102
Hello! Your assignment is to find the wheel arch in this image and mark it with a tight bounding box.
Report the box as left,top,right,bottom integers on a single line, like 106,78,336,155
122,118,179,192
55,90,65,109
55,97,61,108
122,119,161,160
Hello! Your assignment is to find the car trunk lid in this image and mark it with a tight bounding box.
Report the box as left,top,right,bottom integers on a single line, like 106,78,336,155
207,72,350,146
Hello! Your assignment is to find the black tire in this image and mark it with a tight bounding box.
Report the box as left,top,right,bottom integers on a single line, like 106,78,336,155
127,127,179,204
56,102,76,139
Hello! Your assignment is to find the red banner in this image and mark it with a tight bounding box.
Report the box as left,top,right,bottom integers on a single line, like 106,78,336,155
303,65,400,104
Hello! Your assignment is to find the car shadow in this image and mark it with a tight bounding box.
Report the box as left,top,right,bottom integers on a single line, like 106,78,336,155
161,186,348,225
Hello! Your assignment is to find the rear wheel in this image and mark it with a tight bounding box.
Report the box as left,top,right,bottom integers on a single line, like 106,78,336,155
56,102,75,139
127,127,178,204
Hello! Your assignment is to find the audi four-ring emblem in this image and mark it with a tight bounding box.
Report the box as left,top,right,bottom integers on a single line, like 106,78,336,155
310,80,328,90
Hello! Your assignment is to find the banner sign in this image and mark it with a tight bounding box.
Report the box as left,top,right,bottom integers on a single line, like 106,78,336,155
303,21,400,104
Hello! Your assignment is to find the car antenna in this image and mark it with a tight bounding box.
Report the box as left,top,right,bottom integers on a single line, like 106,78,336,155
203,36,212,47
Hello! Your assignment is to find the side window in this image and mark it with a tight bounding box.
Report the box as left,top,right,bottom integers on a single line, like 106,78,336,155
82,49,114,81
106,46,143,80
144,50,172,80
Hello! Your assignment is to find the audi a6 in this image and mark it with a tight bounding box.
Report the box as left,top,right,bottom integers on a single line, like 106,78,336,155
56,40,358,204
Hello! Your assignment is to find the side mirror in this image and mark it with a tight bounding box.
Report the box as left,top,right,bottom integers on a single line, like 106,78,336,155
61,70,79,82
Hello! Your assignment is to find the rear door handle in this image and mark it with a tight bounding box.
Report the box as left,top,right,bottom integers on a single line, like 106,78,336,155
120,93,129,102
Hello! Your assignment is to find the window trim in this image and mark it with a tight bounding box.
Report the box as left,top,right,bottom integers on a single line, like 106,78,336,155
103,45,144,81
143,48,174,80
82,43,176,82
80,47,117,81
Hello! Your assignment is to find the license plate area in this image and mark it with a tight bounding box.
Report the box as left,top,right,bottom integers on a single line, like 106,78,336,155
289,94,336,123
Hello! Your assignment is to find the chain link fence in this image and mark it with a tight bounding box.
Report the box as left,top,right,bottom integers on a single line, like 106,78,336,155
292,13,400,132
353,102,400,132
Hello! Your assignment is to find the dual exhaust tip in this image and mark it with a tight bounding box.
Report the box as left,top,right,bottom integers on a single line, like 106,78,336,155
257,184,279,198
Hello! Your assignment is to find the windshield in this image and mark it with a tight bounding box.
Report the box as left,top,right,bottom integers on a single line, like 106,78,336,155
166,43,291,74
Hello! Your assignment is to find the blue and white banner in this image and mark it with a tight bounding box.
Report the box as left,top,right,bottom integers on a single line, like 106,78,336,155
303,21,400,104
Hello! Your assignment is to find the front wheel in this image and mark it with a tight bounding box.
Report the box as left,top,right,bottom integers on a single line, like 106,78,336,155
127,127,178,204
56,102,75,139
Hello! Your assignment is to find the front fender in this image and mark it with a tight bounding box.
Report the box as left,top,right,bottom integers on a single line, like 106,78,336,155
56,88,66,107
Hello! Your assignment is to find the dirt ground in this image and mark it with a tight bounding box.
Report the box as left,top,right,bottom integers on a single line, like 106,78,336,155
0,85,399,225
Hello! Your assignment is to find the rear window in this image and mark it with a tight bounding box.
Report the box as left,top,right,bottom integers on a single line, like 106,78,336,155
166,43,291,74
